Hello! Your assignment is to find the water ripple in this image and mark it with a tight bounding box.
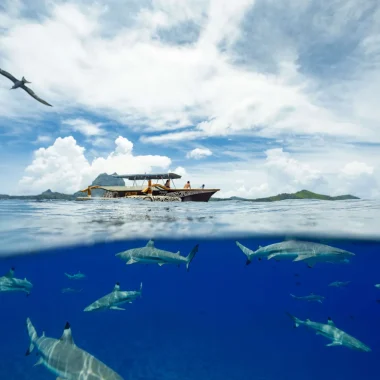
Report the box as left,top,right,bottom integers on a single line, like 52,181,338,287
0,199,380,255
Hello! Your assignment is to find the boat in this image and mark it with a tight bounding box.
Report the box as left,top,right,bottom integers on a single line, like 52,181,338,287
76,173,220,202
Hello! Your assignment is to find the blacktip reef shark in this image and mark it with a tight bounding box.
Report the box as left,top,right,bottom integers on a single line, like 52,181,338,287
116,240,199,271
25,318,123,379
0,267,32,295
84,282,142,312
0,68,53,106
286,313,371,352
65,271,86,280
236,240,354,267
290,293,325,303
328,281,351,288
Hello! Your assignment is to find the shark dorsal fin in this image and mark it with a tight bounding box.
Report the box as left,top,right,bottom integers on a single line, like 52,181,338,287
327,317,335,326
146,240,154,248
306,318,311,322
175,251,180,255
60,322,74,345
258,245,262,249
5,267,15,278
113,282,120,291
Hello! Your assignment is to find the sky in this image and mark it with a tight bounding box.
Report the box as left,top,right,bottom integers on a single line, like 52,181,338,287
0,0,380,198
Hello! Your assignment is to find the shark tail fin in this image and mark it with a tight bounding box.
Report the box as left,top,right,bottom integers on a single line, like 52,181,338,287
235,241,254,266
290,294,296,298
286,312,303,328
25,318,38,356
186,244,199,272
140,282,143,296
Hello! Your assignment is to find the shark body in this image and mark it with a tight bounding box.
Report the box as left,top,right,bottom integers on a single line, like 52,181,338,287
116,240,199,271
236,240,354,267
286,313,371,352
65,271,86,280
0,267,32,295
329,281,351,288
25,318,123,379
84,282,142,312
290,293,325,303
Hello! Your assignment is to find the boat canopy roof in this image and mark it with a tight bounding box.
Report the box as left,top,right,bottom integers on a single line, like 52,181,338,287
112,173,181,180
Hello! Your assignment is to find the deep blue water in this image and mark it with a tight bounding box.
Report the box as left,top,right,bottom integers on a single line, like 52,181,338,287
1,237,380,379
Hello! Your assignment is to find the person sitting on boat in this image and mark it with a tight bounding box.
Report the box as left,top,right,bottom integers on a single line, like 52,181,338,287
184,181,191,189
164,179,171,188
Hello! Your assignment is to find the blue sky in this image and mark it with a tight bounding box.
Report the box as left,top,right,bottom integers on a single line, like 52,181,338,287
0,0,379,197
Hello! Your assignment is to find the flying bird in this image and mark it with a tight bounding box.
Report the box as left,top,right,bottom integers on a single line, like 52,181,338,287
0,68,52,107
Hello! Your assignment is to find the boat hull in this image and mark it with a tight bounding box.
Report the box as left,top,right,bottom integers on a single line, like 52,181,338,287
76,189,219,202
158,189,218,202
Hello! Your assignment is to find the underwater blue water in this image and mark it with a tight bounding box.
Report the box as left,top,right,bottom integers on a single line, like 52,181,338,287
1,237,380,379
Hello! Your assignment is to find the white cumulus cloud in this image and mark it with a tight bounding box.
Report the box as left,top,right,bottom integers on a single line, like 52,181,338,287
18,136,172,194
186,147,213,159
62,118,104,136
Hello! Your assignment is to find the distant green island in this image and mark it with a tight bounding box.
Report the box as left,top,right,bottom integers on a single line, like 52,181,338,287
0,188,359,202
210,190,359,202
0,189,76,201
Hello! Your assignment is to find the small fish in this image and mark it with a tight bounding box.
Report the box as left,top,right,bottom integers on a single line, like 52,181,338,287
328,281,351,288
64,271,86,280
61,288,83,294
0,267,33,295
290,293,325,303
286,313,371,352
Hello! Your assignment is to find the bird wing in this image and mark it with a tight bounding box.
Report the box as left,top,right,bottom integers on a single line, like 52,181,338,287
21,85,53,107
0,68,18,84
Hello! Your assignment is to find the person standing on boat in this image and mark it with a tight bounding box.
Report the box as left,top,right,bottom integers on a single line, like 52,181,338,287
184,181,191,189
165,179,171,188
201,184,205,189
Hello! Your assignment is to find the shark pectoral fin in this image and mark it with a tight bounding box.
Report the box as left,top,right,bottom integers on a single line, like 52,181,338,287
158,263,165,266
327,341,341,347
267,253,278,260
110,306,125,311
34,358,44,367
293,255,307,262
126,258,137,265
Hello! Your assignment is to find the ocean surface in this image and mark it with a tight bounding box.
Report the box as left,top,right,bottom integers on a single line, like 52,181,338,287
1,199,380,379
1,198,380,255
